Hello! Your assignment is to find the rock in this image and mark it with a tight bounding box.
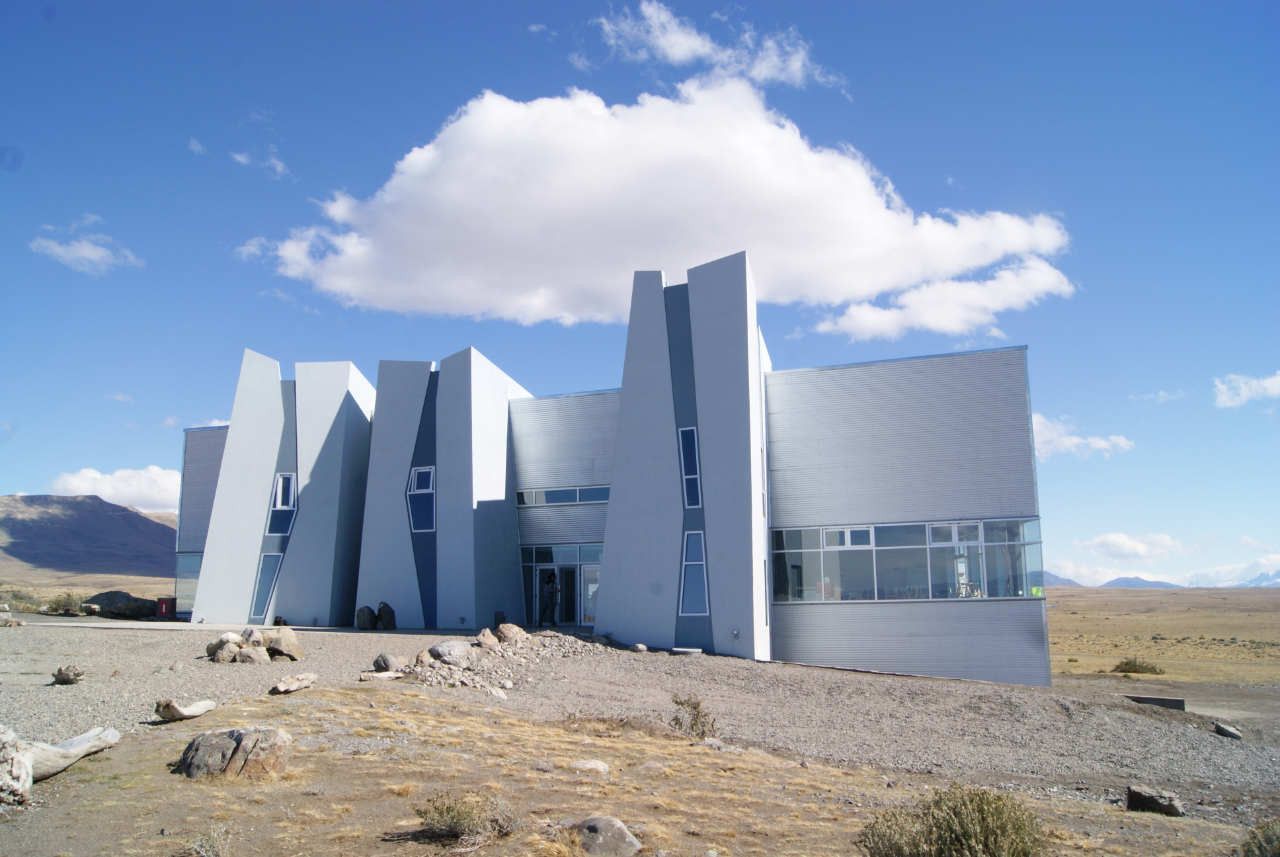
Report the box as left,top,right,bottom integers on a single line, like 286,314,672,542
262,626,303,661
81,590,157,620
698,738,725,751
630,642,648,653
52,665,84,685
376,601,396,631
206,632,243,657
270,673,317,694
671,647,703,656
1126,784,1185,817
210,641,241,664
235,646,270,665
487,686,508,700
373,653,406,673
572,815,641,856
178,727,292,781
429,639,474,667
358,670,405,681
1,618,24,628
240,628,265,647
1213,721,1243,740
1,726,33,807
495,623,528,644
570,759,610,776
476,627,500,649
500,679,514,690
154,699,216,722
355,605,377,630
414,649,433,667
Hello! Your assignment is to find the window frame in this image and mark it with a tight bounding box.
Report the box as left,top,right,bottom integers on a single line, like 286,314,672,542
515,485,611,507
406,465,437,533
678,530,710,616
248,552,283,624
678,426,702,510
264,472,298,536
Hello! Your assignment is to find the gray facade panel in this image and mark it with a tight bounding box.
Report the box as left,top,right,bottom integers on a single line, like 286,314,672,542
771,599,1050,685
176,427,228,553
517,505,608,545
510,391,619,489
765,348,1037,528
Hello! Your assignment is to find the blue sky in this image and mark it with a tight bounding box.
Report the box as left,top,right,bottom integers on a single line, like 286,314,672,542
1,1,1276,585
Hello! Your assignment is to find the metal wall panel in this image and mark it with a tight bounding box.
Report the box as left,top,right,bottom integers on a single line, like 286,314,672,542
517,505,608,545
176,427,228,553
510,391,619,489
765,348,1037,528
771,598,1050,685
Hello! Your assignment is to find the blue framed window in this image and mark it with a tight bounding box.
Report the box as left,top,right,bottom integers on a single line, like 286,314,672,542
678,530,709,615
515,486,610,506
678,427,701,509
249,553,282,623
265,472,296,536
407,466,436,533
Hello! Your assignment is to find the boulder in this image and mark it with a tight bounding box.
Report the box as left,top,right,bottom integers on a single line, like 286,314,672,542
495,623,528,644
1213,721,1243,740
206,632,243,658
154,699,216,722
376,601,397,631
429,639,474,667
355,605,377,630
235,646,270,665
81,590,157,620
210,641,241,663
178,727,292,781
262,626,303,661
1126,784,1185,817
240,628,265,648
630,643,648,653
570,759,610,776
373,653,407,673
52,665,84,685
270,673,316,695
476,627,500,649
414,649,433,668
573,815,641,856
1,726,33,807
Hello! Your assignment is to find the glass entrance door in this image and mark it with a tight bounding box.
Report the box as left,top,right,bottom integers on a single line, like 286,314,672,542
580,563,600,626
533,565,581,626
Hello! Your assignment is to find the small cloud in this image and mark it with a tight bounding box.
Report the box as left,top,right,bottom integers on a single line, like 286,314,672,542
30,215,144,277
187,137,206,155
162,416,179,428
201,418,231,427
1081,532,1181,561
1241,535,1269,550
1130,389,1185,404
945,175,956,187
235,236,271,261
568,51,592,71
230,146,290,179
51,464,180,513
230,151,252,166
528,23,556,37
1032,413,1134,461
107,392,133,404
1213,370,1280,408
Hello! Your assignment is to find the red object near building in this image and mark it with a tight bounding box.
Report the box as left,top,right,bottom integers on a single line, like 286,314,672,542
156,597,177,619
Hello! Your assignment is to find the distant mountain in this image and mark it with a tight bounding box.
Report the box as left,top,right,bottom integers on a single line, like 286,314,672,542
1043,571,1082,587
1101,576,1182,589
0,494,175,577
1235,569,1280,588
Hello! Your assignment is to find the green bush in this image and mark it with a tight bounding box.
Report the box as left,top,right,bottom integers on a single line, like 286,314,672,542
1111,656,1164,675
670,692,718,739
413,791,521,843
46,591,82,614
857,785,1045,857
1240,818,1280,857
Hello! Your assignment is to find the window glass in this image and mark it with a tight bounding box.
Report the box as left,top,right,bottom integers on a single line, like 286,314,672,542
516,491,530,506
774,550,822,601
679,428,699,477
534,547,554,564
824,529,846,548
1022,519,1042,542
578,486,610,503
250,554,282,622
552,545,579,563
407,492,435,532
849,528,871,546
580,564,600,625
875,548,929,599
545,488,577,504
929,524,953,544
683,476,701,508
797,528,821,550
579,544,603,563
771,530,786,551
520,547,534,563
521,565,535,625
930,545,984,598
984,520,1022,543
680,563,708,614
783,529,801,550
276,474,295,508
956,523,980,543
875,524,927,547
413,469,433,492
824,550,875,601
985,543,1026,597
684,531,704,563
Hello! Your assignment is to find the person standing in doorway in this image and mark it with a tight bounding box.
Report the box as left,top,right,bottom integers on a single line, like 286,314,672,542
538,570,558,626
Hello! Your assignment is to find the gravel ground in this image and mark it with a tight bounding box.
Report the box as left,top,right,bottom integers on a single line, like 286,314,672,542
3,617,1277,825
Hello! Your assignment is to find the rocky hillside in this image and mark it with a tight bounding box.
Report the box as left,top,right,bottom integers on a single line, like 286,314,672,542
0,494,175,577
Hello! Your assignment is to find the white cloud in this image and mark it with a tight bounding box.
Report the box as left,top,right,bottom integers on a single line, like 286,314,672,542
596,1,837,88
272,76,1072,336
230,151,252,165
1213,370,1280,408
1241,535,1269,550
188,137,206,155
1032,414,1133,461
528,23,555,37
231,146,289,179
568,51,592,72
1081,532,1181,561
29,221,144,276
162,416,179,428
1129,389,1184,404
235,236,271,261
51,465,180,513
1185,554,1280,587
107,392,133,404
201,418,230,427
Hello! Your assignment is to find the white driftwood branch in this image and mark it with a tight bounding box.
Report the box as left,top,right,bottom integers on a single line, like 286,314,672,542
155,699,217,722
358,670,405,681
18,726,122,782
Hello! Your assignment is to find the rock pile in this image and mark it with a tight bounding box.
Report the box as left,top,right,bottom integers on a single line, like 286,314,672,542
205,627,303,664
355,601,397,630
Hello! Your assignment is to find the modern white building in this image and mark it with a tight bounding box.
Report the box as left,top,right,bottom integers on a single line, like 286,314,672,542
180,251,1049,684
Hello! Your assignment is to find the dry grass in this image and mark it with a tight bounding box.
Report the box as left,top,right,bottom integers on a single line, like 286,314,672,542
1047,587,1280,683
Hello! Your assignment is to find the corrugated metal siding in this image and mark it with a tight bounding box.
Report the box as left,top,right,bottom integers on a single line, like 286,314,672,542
771,598,1050,685
518,505,608,544
765,348,1037,527
510,391,619,488
176,427,228,553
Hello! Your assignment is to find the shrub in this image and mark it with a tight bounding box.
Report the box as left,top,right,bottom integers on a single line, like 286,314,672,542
413,791,521,843
46,591,82,615
174,825,229,857
856,785,1045,857
1240,818,1280,857
670,693,718,739
1112,656,1164,675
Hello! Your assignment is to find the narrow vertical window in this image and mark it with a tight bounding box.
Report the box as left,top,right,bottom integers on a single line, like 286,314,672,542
678,427,702,509
407,466,436,532
265,473,297,535
679,530,709,616
249,553,283,623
